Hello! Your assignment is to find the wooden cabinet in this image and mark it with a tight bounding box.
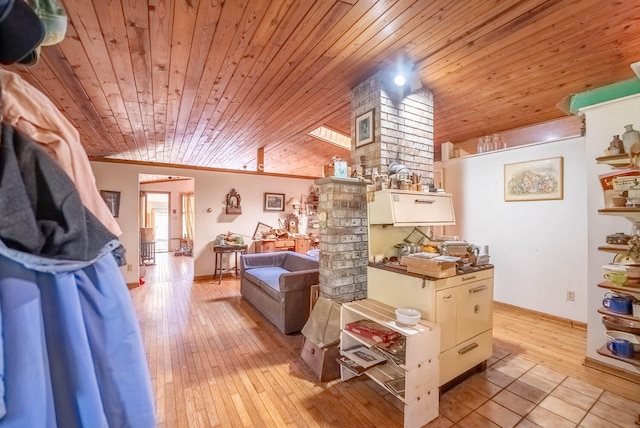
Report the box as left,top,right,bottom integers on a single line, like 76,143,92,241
340,299,440,428
256,238,310,254
294,237,309,254
368,190,455,226
367,266,494,385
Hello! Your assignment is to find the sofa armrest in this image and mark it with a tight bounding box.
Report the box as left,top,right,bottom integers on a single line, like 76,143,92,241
240,252,287,274
279,269,319,293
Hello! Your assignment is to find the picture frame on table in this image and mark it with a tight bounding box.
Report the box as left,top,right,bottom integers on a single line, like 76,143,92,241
252,222,272,240
100,190,121,218
504,156,564,202
264,192,285,211
355,109,374,147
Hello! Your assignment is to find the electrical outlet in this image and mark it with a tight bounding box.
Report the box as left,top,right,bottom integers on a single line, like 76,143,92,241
127,264,133,272
566,291,575,301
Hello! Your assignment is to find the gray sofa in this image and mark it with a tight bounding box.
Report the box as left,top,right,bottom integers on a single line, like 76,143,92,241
240,252,319,334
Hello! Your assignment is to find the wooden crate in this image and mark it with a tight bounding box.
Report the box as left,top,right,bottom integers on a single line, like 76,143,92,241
300,337,340,382
402,256,457,278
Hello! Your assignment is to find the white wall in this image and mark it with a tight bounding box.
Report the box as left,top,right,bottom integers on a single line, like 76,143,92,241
91,161,314,283
440,136,588,322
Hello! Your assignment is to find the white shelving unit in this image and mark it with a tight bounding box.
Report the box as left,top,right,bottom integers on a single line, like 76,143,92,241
340,299,440,428
595,158,640,368
582,94,640,375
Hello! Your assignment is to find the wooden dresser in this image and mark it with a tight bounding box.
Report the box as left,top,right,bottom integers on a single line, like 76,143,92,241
256,237,310,254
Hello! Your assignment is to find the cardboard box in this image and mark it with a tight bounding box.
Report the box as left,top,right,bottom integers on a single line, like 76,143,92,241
300,337,340,382
402,256,457,278
140,227,153,242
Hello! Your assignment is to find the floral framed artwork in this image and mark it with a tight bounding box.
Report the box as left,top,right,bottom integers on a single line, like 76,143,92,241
100,190,121,217
264,192,285,211
504,157,564,202
355,109,374,147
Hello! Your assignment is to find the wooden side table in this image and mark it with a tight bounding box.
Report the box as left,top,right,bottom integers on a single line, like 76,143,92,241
212,245,247,283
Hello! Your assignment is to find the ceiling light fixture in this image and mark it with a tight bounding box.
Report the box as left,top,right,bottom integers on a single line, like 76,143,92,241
390,58,423,93
394,73,406,86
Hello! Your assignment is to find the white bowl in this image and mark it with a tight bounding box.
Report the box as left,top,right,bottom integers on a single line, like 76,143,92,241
605,330,640,352
395,308,421,326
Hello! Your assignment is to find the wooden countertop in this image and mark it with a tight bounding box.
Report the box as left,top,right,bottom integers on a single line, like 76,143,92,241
368,262,494,279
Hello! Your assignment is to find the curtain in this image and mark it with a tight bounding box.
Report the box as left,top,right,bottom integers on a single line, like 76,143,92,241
184,192,195,248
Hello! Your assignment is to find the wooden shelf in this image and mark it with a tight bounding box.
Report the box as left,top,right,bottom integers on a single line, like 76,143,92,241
598,244,631,253
597,281,640,294
597,307,640,322
595,154,631,167
596,345,640,367
598,208,640,222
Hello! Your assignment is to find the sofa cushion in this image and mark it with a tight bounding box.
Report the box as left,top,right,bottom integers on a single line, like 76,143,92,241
282,253,318,272
244,266,289,299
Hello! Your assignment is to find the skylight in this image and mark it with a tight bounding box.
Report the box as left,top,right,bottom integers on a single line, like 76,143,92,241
308,126,351,150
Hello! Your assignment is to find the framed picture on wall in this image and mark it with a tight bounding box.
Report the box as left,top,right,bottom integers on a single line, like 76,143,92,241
355,109,374,147
264,192,285,211
100,190,121,218
504,157,564,202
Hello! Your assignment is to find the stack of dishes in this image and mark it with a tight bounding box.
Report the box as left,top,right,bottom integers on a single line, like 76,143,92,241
603,264,640,287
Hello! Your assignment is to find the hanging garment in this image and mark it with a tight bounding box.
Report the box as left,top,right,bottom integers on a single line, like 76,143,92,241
0,68,122,236
0,124,115,260
0,125,155,427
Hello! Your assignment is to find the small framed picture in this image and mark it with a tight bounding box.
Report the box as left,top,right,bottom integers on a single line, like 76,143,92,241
355,109,374,147
100,190,121,218
264,192,285,211
253,222,272,240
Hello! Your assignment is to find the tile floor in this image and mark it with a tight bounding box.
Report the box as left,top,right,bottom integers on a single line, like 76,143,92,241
426,352,640,427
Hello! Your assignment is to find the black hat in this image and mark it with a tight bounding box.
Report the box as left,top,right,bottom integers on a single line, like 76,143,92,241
0,0,45,65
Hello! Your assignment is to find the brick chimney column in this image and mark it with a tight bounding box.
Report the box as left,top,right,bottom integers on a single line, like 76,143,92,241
315,177,368,303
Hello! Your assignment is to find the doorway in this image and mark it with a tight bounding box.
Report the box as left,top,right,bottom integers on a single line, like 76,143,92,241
139,175,195,283
141,192,170,252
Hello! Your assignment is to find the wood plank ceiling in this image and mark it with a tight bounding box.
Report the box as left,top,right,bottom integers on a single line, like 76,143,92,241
9,0,640,177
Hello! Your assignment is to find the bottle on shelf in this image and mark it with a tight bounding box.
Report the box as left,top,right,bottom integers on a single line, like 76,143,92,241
483,135,492,153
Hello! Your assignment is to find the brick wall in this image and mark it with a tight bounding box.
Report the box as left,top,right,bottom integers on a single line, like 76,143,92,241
315,177,368,303
352,70,435,183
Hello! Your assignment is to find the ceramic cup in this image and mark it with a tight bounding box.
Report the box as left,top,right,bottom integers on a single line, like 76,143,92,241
602,293,633,314
607,338,635,358
604,271,628,286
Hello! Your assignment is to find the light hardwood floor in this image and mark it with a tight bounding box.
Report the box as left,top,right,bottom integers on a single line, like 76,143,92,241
131,253,640,427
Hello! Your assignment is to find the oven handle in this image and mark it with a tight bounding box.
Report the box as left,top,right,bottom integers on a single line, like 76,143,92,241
458,342,479,355
469,285,488,294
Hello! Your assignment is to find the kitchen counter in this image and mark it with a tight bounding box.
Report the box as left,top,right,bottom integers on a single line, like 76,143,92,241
368,262,494,279
367,264,494,386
